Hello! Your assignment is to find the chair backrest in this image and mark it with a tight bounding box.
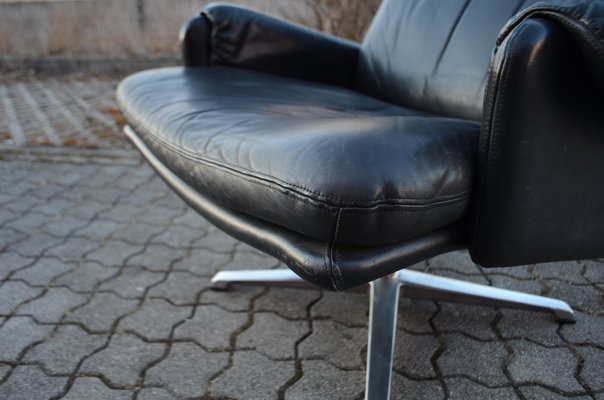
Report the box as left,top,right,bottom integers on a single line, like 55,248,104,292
355,0,540,121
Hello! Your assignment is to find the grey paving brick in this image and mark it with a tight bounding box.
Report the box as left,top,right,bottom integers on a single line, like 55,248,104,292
111,222,166,245
0,281,44,315
127,244,185,272
426,250,483,276
66,292,139,332
174,304,248,350
147,271,209,305
488,274,543,295
44,236,100,262
483,265,534,280
86,239,145,266
133,206,181,226
7,213,47,234
285,360,364,400
255,288,322,320
560,312,604,347
299,319,366,369
64,201,111,220
54,261,119,292
238,312,309,360
73,219,121,240
583,260,604,284
220,250,281,271
445,377,518,400
397,298,437,334
80,334,165,387
16,287,88,323
32,198,77,215
137,387,178,400
151,225,202,248
0,252,34,281
171,210,211,230
118,298,191,340
507,340,583,393
7,232,64,257
11,257,74,286
532,261,587,284
97,203,143,223
577,346,604,392
497,309,564,346
192,227,239,253
393,330,438,379
0,228,27,250
24,325,107,374
545,279,603,313
0,316,54,361
391,374,444,400
41,216,89,237
172,248,231,277
311,291,369,327
98,265,165,298
63,377,133,400
199,285,264,312
433,303,497,340
519,385,592,400
0,365,67,400
0,365,10,381
145,342,229,398
437,333,508,386
212,350,295,400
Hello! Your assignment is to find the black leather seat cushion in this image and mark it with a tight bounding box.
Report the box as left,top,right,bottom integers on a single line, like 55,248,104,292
118,67,480,247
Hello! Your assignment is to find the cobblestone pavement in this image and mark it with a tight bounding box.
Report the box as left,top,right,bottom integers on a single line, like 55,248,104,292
0,76,604,399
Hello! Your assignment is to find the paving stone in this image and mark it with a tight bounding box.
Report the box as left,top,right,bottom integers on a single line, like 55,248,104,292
311,291,369,326
0,365,10,381
41,216,90,237
285,360,364,400
0,316,54,361
212,350,295,400
174,304,248,350
192,227,239,253
65,201,110,220
147,271,209,305
171,210,211,230
426,250,484,276
145,342,229,398
7,212,47,234
561,312,604,347
445,377,518,400
44,236,100,262
393,330,438,379
545,279,603,313
433,303,497,340
199,285,264,312
54,261,119,292
32,198,77,215
127,244,185,272
532,261,587,284
0,365,67,400
172,248,232,277
80,333,165,387
7,232,64,257
66,292,139,332
111,222,166,245
497,309,564,346
397,297,437,334
73,219,121,240
16,287,88,323
137,387,178,400
119,298,192,340
98,265,165,298
519,385,592,400
220,250,281,271
97,203,142,222
0,228,27,250
508,340,582,393
583,260,604,284
488,274,543,295
11,257,74,286
133,206,182,226
391,374,444,400
0,252,34,281
0,281,44,315
437,333,508,386
62,377,133,399
238,312,309,360
86,239,145,266
577,346,604,392
299,319,366,369
151,225,202,248
255,287,321,319
24,325,107,374
483,265,534,280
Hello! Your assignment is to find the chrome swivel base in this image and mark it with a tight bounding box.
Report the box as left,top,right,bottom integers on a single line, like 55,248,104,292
211,268,575,400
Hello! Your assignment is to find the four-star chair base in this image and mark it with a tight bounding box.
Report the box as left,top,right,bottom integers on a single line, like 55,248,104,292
211,268,575,400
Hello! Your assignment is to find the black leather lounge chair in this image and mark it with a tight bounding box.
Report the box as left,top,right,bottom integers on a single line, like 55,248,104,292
117,0,604,398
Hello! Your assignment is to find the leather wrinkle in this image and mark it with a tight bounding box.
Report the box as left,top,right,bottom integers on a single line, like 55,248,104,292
431,0,472,76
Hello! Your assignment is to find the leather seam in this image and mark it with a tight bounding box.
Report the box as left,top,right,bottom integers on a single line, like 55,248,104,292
121,105,471,209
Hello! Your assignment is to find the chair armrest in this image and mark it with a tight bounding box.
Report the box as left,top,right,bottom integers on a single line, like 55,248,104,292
469,0,604,267
180,3,360,88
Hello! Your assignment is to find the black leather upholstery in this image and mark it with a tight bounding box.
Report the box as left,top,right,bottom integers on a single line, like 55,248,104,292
118,67,479,247
119,0,604,289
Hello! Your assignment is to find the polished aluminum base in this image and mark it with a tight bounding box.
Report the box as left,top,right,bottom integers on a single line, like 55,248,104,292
211,268,575,400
